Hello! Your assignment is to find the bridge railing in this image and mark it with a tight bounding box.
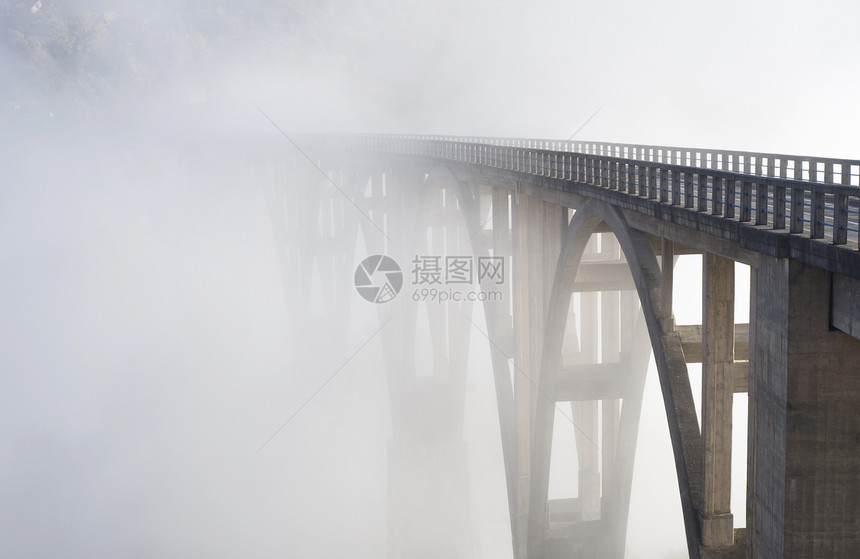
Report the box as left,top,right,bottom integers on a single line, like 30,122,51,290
306,134,860,249
348,134,860,186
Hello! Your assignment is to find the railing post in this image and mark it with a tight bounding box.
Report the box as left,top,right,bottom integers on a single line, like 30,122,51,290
774,184,786,230
774,159,787,230
713,176,724,215
698,173,708,212
807,160,825,239
835,193,849,245
660,168,668,203
649,165,658,199
625,162,633,193
790,159,805,234
811,187,826,239
685,171,695,208
740,181,752,222
672,169,681,205
756,181,769,226
835,166,851,245
790,188,805,234
725,179,737,219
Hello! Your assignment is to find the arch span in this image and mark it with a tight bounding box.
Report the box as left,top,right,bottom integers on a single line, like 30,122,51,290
383,164,521,559
529,199,703,559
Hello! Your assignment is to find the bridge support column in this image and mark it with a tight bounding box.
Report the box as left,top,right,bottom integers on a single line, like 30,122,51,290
749,257,860,558
575,289,601,522
512,192,535,559
601,275,621,508
511,192,565,558
701,253,735,547
661,239,675,333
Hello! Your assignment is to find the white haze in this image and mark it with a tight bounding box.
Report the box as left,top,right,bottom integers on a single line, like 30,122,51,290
2,0,859,558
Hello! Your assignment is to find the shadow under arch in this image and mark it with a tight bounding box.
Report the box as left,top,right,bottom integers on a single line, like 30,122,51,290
529,199,703,559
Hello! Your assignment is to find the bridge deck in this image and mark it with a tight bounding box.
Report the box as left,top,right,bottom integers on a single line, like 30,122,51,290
305,134,860,280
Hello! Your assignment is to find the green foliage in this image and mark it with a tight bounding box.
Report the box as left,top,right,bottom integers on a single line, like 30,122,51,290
1,0,327,114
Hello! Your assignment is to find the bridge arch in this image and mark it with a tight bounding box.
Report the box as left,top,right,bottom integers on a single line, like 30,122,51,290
384,164,517,559
529,199,701,559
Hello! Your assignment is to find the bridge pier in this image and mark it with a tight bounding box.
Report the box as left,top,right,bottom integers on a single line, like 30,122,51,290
749,257,860,558
701,253,736,547
510,191,566,558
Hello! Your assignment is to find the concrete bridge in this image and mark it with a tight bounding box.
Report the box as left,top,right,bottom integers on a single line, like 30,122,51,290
253,134,860,559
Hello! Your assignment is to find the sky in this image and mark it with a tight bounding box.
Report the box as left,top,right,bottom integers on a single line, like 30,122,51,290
252,0,860,158
2,0,859,558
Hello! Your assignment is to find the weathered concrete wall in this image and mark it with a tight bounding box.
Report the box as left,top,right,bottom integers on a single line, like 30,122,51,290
831,273,860,341
749,257,860,558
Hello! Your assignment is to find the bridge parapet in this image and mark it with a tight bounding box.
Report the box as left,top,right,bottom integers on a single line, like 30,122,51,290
305,134,860,257
324,134,860,185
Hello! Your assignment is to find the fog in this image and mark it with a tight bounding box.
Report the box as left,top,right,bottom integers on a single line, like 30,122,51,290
2,0,859,557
